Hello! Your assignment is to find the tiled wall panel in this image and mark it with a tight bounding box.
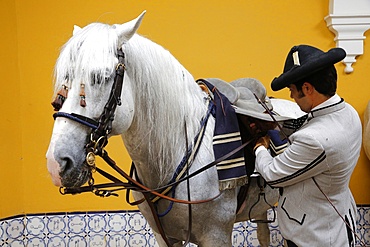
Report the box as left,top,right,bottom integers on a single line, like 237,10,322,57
1,206,369,246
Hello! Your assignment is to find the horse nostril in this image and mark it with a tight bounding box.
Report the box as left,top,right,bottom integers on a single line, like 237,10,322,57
60,156,73,173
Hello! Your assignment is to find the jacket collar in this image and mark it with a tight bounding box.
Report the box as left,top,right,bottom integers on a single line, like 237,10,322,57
308,94,344,120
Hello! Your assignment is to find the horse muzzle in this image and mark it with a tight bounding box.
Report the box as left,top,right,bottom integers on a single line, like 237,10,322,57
46,145,91,188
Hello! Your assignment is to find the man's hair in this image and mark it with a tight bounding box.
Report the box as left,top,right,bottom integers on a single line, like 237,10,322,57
294,65,337,97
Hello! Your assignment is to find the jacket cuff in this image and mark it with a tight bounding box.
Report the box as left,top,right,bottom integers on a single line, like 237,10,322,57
255,145,267,156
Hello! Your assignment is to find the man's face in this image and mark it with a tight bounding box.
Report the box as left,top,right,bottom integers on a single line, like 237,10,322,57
288,84,311,113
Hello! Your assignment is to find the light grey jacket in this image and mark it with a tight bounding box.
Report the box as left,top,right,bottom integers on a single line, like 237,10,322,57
255,94,362,247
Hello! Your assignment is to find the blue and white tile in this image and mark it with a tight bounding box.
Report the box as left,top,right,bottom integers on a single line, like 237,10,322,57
107,212,126,233
68,213,87,235
26,215,46,237
67,234,88,247
127,232,148,247
127,211,147,232
7,238,24,246
26,236,46,247
0,221,3,241
46,214,67,236
89,233,106,246
106,233,127,247
146,231,158,247
270,228,284,246
232,228,247,246
47,235,67,247
87,213,107,234
6,217,24,240
0,219,8,245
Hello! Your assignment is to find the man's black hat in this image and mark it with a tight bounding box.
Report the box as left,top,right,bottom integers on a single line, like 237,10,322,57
271,45,346,91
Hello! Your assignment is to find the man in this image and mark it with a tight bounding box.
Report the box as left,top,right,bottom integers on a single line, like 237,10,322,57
254,45,362,246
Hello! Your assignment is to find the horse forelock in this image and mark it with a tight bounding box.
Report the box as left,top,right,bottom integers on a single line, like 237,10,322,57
53,23,118,98
123,36,208,184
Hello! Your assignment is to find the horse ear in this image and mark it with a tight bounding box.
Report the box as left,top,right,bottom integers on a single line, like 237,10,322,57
73,25,82,36
115,10,146,46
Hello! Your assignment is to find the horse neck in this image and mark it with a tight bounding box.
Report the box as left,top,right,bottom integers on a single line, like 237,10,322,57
122,35,207,187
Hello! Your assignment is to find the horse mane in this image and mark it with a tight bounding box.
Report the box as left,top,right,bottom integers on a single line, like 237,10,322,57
54,22,209,185
124,35,209,184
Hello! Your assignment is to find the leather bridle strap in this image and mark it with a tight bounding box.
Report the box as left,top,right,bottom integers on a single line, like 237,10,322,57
142,191,172,247
53,112,99,130
253,93,291,144
91,49,125,140
99,148,223,204
60,137,254,204
91,137,254,202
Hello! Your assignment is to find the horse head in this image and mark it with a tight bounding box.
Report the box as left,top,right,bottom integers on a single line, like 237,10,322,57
46,12,146,188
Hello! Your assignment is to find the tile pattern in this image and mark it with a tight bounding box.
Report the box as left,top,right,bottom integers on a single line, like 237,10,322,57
0,206,369,246
357,206,370,246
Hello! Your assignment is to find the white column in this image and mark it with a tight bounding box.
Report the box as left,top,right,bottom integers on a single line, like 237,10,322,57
325,0,370,73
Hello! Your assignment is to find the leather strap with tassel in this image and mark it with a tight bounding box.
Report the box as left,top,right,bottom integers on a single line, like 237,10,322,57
51,84,68,111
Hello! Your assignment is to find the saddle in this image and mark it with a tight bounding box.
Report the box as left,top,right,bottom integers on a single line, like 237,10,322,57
203,78,288,215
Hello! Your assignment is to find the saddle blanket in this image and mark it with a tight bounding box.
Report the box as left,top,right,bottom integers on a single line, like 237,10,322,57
198,79,248,190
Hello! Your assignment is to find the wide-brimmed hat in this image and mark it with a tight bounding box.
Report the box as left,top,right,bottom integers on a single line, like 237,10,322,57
271,45,346,91
206,78,303,122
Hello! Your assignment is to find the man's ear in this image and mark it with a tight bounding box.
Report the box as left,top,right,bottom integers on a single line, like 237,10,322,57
302,82,314,95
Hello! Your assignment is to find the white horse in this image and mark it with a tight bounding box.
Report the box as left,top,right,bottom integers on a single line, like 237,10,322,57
46,12,279,246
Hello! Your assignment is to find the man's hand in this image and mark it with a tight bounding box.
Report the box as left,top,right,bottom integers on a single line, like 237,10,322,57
253,135,270,152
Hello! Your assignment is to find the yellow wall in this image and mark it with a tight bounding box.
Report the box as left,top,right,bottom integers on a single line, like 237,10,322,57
0,0,23,217
1,0,369,218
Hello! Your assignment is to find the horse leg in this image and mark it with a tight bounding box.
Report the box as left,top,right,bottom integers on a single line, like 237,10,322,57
152,231,170,247
153,218,234,247
196,228,234,247
152,231,183,247
256,211,270,247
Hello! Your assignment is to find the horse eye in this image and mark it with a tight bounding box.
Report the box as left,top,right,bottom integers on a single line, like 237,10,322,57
91,73,102,84
91,71,112,85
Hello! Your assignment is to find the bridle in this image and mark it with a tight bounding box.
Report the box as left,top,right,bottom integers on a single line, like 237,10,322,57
54,48,126,166
51,48,257,246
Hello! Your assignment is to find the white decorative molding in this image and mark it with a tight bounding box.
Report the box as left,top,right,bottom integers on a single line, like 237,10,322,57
325,0,370,73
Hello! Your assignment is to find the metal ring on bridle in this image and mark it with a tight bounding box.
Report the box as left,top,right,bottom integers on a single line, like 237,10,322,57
116,63,125,70
59,187,66,195
90,135,108,151
86,152,96,167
